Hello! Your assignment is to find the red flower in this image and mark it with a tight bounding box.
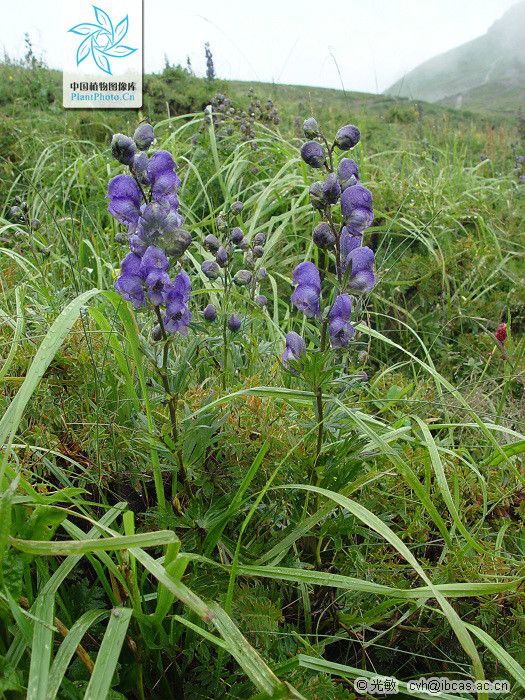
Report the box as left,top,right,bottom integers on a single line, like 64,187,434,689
495,323,507,344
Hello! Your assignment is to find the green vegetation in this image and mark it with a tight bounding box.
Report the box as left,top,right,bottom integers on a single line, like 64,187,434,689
0,58,524,700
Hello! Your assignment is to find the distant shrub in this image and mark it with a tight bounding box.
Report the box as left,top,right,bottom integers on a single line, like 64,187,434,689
386,103,419,123
143,63,225,117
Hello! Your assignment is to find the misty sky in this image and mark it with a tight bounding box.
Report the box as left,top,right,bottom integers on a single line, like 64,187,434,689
1,0,521,93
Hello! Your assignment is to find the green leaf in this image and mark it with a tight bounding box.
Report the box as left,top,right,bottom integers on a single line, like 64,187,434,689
83,608,133,700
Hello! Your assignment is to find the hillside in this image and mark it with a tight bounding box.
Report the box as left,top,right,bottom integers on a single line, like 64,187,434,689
385,1,525,114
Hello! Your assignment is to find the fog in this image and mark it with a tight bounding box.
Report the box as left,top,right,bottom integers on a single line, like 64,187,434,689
1,0,521,93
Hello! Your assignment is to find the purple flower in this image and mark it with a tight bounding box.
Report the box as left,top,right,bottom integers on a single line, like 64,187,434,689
139,246,169,278
129,234,148,256
293,261,321,291
137,202,170,242
145,270,170,306
228,313,242,332
120,252,142,276
107,175,142,225
345,246,376,293
337,158,359,190
147,151,177,183
340,183,374,235
133,123,155,150
340,227,362,265
281,331,306,367
335,124,360,150
163,270,192,335
255,294,268,306
291,261,321,318
300,141,326,168
328,294,355,348
115,274,145,309
151,171,181,208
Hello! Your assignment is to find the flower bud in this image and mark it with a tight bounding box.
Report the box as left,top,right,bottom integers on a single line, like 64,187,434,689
111,133,136,165
233,269,253,286
133,122,155,150
313,222,336,249
358,350,368,364
255,294,268,306
495,323,507,344
132,152,150,185
216,214,228,231
230,227,244,244
10,205,23,221
300,141,326,168
309,181,326,210
216,246,228,267
323,173,341,204
164,229,192,257
204,234,220,253
31,218,41,230
303,117,320,139
201,260,220,279
230,200,244,214
257,267,268,280
337,158,359,190
115,232,128,244
252,245,264,259
335,124,360,150
228,313,242,331
203,303,217,321
151,324,163,342
253,232,266,246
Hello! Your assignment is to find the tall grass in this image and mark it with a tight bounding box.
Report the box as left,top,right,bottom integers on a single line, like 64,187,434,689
0,67,524,699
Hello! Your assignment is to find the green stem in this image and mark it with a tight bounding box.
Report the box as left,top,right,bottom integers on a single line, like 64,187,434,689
221,270,231,390
154,306,186,492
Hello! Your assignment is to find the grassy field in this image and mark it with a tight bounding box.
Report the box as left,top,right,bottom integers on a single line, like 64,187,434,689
0,60,524,700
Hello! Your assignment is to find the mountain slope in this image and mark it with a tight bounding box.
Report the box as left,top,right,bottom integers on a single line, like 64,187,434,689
385,1,525,112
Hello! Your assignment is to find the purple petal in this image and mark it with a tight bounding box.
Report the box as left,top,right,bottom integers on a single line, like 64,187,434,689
108,198,140,226
139,246,169,278
115,274,145,309
147,151,177,182
107,174,142,205
293,261,321,292
329,293,352,321
291,284,320,318
341,184,373,221
120,252,142,276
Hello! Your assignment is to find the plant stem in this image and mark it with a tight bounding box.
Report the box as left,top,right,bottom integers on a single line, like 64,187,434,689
154,306,186,492
221,270,230,390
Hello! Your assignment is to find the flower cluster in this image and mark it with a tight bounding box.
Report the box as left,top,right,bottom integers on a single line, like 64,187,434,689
195,89,280,149
108,123,193,335
9,196,40,231
284,117,377,360
200,201,269,330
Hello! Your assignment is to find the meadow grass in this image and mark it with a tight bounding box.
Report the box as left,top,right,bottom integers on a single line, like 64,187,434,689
0,62,524,699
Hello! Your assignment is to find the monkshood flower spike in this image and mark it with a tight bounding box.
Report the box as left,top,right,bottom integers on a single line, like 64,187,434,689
107,123,193,336
285,116,377,358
